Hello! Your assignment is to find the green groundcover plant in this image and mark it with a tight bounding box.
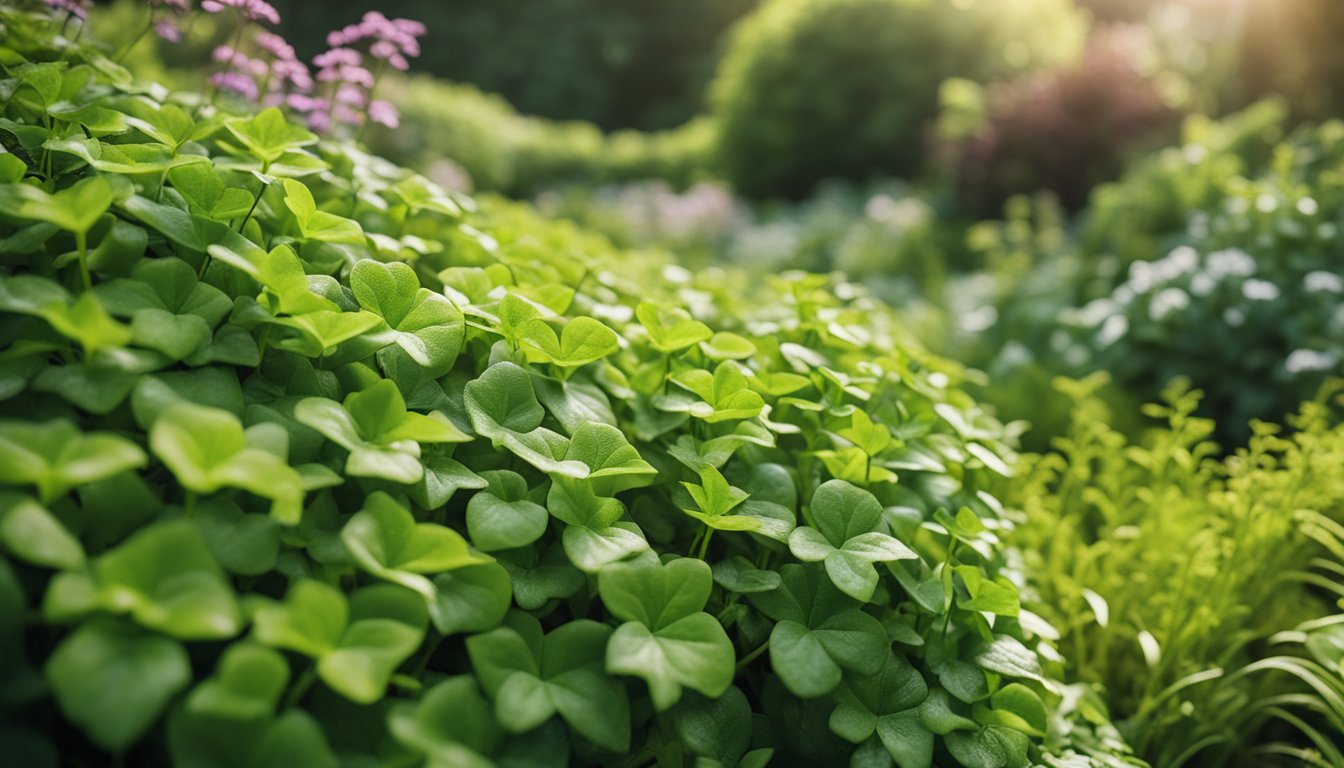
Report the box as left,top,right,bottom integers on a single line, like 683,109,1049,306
0,3,1139,766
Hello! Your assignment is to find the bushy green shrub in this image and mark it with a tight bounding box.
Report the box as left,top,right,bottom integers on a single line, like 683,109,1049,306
938,26,1182,216
0,5,1133,766
710,0,1088,198
1070,119,1344,441
264,0,756,131
1004,376,1344,765
366,76,716,196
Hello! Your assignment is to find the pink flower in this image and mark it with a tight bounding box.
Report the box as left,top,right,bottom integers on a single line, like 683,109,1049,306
254,31,295,60
201,0,279,26
335,83,367,107
313,47,362,69
368,99,399,128
209,71,259,101
154,19,182,42
44,0,91,19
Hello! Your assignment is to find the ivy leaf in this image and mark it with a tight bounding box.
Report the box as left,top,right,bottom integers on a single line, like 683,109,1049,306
350,259,465,375
430,561,513,636
186,642,290,720
225,108,318,166
465,471,549,552
95,258,230,360
636,302,712,354
945,725,1031,768
972,683,1047,738
342,492,492,621
789,480,918,602
0,491,85,570
296,380,470,484
750,564,888,698
0,418,146,504
44,619,192,752
668,361,765,423
150,403,305,524
519,316,620,370
37,293,134,355
464,363,589,478
93,519,242,639
282,179,365,244
827,654,932,768
547,478,649,572
563,422,656,496
598,558,735,710
466,613,630,752
0,174,112,235
387,677,502,768
252,580,424,704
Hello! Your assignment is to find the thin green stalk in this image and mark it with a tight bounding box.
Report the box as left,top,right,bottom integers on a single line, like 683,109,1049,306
74,229,90,291
282,664,318,710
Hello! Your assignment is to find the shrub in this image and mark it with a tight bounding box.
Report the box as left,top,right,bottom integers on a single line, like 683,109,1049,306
1004,376,1344,765
1070,119,1344,441
939,26,1182,216
0,4,1132,766
710,0,1088,198
366,75,716,196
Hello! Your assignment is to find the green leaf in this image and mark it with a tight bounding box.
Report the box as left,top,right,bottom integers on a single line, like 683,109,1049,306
196,497,281,576
466,614,630,752
430,561,513,635
387,677,502,768
750,564,888,698
790,481,918,602
150,403,305,524
520,316,620,369
563,422,656,495
45,619,192,752
0,418,146,504
94,520,242,639
945,726,1031,768
296,380,469,485
972,635,1046,685
699,331,756,360
636,302,711,354
38,293,134,355
253,580,424,704
668,361,765,423
350,259,465,375
975,683,1046,737
186,642,290,720
282,179,365,244
599,558,734,710
342,491,492,611
0,491,85,570
466,474,549,552
225,108,318,165
252,580,347,659
317,618,423,704
0,174,113,234
829,654,932,768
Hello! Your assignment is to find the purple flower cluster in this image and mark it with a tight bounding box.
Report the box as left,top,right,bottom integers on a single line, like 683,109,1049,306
299,12,427,131
201,0,279,26
200,5,424,136
43,0,91,21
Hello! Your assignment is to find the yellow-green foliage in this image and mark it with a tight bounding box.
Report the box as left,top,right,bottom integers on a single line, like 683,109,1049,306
366,76,715,196
1006,374,1344,764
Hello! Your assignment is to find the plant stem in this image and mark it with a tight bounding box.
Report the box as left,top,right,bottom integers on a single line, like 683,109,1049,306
735,640,769,672
282,665,318,710
74,230,90,291
697,526,714,560
115,9,155,63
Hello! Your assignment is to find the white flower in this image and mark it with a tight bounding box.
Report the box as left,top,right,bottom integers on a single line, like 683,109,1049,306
1285,349,1337,374
1241,279,1280,301
1304,271,1344,294
1149,287,1190,320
